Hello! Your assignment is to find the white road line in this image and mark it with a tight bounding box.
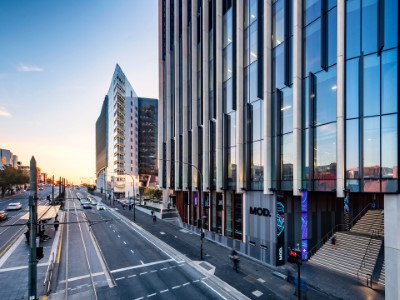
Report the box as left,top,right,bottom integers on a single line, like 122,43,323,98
160,267,167,271
160,232,166,235
117,235,120,238
150,270,157,273
202,280,228,300
178,264,185,267
133,297,144,300
113,230,115,233
193,280,199,283
169,266,176,269
171,285,181,289
182,282,190,286
140,260,144,265
130,250,134,254
128,274,136,278
123,241,127,245
59,272,105,283
139,272,147,275
115,277,125,281
147,293,157,297
160,289,169,293
110,259,174,274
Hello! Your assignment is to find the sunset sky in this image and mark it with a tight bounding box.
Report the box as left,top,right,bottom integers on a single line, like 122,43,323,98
0,1,158,184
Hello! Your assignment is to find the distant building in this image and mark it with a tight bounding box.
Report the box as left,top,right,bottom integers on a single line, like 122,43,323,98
0,149,20,169
96,64,158,198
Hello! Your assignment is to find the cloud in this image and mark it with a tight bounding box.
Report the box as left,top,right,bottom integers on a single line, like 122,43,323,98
0,106,11,117
17,63,44,72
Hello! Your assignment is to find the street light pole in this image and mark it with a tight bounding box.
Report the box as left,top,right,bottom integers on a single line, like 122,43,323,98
159,158,204,260
125,173,136,222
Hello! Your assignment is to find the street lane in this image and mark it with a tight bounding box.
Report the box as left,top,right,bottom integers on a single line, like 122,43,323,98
85,203,228,299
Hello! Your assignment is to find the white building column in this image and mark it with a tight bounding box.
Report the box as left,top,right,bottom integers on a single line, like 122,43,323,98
174,0,180,188
292,0,303,197
384,194,400,299
182,0,188,189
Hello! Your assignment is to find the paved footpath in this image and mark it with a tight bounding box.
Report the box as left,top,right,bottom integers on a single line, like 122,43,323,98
93,192,385,300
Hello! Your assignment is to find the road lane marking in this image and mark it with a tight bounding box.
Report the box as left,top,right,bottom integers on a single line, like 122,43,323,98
169,266,176,269
139,272,147,275
133,297,143,300
182,282,190,286
160,232,165,235
128,274,136,278
123,241,127,245
160,289,169,293
178,264,185,267
130,250,134,254
59,272,105,283
110,259,176,275
118,235,120,238
115,277,124,281
171,285,181,289
160,267,167,271
193,280,199,283
150,270,157,273
147,293,156,298
140,260,144,265
0,262,47,273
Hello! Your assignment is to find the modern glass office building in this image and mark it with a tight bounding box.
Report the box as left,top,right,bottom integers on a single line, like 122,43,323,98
158,0,398,296
96,65,159,197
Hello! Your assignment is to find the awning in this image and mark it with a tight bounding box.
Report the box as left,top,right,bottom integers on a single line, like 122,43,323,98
20,205,61,221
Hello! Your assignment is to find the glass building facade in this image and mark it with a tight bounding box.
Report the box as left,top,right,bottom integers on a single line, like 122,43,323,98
159,0,398,272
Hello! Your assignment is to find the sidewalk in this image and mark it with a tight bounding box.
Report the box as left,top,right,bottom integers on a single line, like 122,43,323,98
90,191,385,300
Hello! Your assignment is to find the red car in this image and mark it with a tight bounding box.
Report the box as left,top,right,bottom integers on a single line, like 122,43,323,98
0,210,8,221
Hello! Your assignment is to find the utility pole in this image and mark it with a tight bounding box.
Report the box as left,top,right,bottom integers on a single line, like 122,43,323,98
28,156,38,299
51,175,54,205
59,176,61,198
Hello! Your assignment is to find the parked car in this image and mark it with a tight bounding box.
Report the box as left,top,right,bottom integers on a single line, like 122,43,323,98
97,204,106,211
6,202,22,210
0,210,8,221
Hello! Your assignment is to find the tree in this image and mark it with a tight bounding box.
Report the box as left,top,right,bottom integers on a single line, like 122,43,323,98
0,165,30,197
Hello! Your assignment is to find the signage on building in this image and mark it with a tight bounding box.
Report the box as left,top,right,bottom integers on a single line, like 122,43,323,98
249,206,272,217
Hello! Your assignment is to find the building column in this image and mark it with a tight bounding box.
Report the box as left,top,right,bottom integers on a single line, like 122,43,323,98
182,0,188,189
174,0,180,188
292,0,303,197
384,194,400,299
336,0,345,198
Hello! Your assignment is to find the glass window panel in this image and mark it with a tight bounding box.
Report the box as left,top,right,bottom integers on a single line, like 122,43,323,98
249,22,258,64
382,179,398,193
362,0,378,55
382,115,398,179
346,119,360,179
315,67,337,125
384,0,398,50
209,31,213,61
249,0,258,25
327,8,337,66
346,179,360,192
223,44,233,81
229,112,236,147
273,0,284,47
304,20,321,75
252,100,262,141
228,147,237,186
302,129,310,180
346,58,359,119
224,79,233,113
244,28,249,67
363,117,380,179
251,141,263,187
249,62,258,102
382,50,398,114
314,123,337,181
244,0,249,29
244,67,249,103
346,0,360,59
209,62,213,92
234,194,242,239
225,192,232,236
363,54,380,117
304,0,321,26
223,9,233,48
274,44,285,90
282,88,293,134
281,133,293,181
303,77,310,129
328,0,336,10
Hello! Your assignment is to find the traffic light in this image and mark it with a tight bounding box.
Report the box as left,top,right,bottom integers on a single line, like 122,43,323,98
36,246,44,260
47,195,50,201
288,249,298,263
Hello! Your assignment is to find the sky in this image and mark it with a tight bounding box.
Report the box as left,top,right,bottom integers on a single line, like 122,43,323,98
0,1,159,184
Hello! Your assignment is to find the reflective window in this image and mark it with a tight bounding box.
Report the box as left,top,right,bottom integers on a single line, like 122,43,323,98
228,113,236,147
384,0,398,50
244,29,249,67
223,44,233,81
249,62,258,102
224,79,233,112
314,123,336,180
274,44,284,90
252,100,262,141
363,54,380,116
362,0,378,55
302,129,310,181
304,0,321,26
281,133,293,182
249,22,258,64
382,115,398,179
328,0,336,9
223,9,233,48
346,58,359,119
327,8,337,66
225,192,232,236
249,0,258,25
304,20,321,75
382,50,398,114
346,0,360,59
273,0,284,47
363,117,380,179
251,141,263,187
282,88,293,134
346,119,360,179
315,67,337,125
302,77,310,129
227,146,237,186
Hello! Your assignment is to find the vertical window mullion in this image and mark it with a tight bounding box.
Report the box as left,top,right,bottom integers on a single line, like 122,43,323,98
232,1,237,110
257,0,264,97
276,89,283,190
359,53,364,190
378,0,385,53
309,73,316,190
246,103,252,189
223,114,229,189
320,0,328,71
284,0,290,86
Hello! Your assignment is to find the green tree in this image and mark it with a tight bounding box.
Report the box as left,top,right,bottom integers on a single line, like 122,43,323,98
0,165,30,197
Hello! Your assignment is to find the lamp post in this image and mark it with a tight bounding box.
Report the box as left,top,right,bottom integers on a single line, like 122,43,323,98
159,158,204,260
125,173,136,222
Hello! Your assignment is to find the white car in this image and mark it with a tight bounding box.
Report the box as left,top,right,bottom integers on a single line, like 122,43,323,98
6,202,22,210
97,204,106,211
